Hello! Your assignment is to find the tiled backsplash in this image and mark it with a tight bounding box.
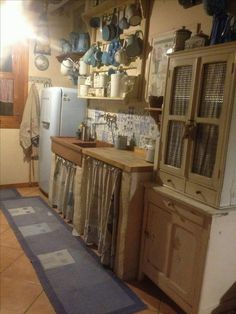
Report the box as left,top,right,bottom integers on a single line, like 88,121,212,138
87,107,159,148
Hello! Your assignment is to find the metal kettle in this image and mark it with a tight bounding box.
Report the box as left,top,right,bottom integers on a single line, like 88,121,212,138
80,123,90,141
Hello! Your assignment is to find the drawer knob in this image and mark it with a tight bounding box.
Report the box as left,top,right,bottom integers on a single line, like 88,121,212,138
167,201,173,207
196,190,201,194
167,179,172,182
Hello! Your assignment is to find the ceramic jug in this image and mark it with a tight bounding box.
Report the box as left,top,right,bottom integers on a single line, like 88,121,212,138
110,73,123,97
69,32,79,52
83,44,97,65
79,60,90,76
76,33,90,53
110,73,135,98
125,31,143,57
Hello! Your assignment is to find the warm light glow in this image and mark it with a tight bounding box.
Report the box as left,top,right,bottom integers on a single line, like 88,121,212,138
0,0,35,51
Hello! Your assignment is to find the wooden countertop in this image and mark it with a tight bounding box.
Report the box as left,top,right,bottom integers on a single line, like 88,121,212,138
82,147,153,172
51,137,153,172
51,136,97,152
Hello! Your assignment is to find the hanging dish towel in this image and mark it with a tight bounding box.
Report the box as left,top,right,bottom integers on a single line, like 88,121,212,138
19,83,40,159
0,78,14,103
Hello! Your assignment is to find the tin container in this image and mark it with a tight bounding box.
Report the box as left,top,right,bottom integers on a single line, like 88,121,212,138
115,135,127,150
173,26,192,52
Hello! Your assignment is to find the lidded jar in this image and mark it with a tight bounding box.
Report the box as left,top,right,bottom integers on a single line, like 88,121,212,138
173,26,192,51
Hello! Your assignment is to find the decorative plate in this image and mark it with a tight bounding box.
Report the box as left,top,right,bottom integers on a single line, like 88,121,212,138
34,55,49,71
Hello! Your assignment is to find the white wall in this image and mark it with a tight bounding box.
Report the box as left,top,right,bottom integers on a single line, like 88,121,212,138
0,129,30,184
0,5,75,185
149,0,212,39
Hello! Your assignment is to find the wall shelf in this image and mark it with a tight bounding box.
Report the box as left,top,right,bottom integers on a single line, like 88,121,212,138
78,95,126,100
79,0,151,101
144,107,162,112
144,107,162,124
82,0,146,22
56,52,84,63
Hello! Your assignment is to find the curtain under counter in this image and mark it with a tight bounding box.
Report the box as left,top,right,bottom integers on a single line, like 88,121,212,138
49,154,76,222
73,156,122,269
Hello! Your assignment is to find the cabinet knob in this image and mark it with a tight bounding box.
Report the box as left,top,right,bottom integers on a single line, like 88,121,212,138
167,179,172,183
167,201,173,207
196,190,201,195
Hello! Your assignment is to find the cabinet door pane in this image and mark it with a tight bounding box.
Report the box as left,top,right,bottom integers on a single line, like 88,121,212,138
165,121,185,168
0,79,14,116
170,65,192,116
198,62,227,119
192,124,218,177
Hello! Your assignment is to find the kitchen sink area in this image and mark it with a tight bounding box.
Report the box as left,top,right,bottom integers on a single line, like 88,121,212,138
51,136,153,171
50,136,113,166
50,135,154,280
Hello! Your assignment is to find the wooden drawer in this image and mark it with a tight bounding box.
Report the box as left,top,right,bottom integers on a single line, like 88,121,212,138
51,141,82,166
185,181,217,206
148,189,205,226
158,171,185,192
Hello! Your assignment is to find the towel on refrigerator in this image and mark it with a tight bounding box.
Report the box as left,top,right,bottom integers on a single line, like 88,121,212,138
19,83,40,159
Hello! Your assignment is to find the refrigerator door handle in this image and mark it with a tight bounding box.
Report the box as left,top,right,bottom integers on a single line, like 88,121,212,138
42,121,50,129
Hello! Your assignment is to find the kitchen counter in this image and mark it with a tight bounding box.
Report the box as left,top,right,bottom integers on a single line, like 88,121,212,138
83,147,153,172
51,137,84,166
51,136,154,172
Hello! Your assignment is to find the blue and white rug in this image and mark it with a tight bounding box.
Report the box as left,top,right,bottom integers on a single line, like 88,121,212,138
0,196,146,314
0,188,21,201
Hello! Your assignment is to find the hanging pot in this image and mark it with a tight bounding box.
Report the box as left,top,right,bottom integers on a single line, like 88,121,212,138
126,2,142,26
89,16,100,28
102,10,118,41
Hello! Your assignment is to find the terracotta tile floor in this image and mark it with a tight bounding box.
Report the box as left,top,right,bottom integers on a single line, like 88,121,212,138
0,187,185,314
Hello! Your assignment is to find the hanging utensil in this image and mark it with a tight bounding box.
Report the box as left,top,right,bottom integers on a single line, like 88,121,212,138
119,7,129,30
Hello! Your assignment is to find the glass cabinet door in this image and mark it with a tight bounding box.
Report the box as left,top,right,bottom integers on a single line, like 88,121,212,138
0,44,28,128
188,55,233,188
160,58,197,177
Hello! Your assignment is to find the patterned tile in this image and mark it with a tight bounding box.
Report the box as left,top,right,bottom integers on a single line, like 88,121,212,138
87,108,159,148
19,222,52,237
8,206,35,216
37,249,75,270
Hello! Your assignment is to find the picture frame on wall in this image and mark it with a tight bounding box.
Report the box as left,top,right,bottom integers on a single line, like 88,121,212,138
34,39,51,55
146,33,174,101
34,16,51,55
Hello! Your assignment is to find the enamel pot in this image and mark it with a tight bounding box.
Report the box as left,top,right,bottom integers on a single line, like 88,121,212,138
102,10,118,41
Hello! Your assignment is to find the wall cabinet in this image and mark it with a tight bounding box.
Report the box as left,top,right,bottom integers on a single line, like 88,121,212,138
158,42,236,208
140,186,236,314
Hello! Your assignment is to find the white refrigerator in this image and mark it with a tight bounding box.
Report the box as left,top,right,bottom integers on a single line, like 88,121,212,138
38,87,86,194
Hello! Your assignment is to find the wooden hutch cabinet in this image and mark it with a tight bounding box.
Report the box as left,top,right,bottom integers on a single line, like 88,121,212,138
140,42,236,314
158,42,236,208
